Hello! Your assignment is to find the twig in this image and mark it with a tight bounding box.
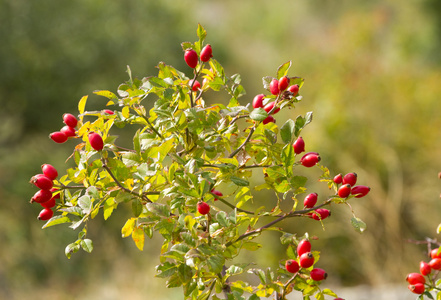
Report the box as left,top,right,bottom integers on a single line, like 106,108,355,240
228,126,255,158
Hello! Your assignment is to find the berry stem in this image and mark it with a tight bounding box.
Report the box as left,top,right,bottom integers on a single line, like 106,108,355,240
228,126,256,158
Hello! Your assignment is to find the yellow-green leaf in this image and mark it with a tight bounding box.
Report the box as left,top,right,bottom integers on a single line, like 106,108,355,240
121,218,136,237
132,226,145,251
78,95,88,115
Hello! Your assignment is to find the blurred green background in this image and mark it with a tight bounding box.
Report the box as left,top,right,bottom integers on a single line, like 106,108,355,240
2,0,441,299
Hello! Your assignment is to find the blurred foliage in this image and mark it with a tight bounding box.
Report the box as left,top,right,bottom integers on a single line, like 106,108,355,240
1,0,441,299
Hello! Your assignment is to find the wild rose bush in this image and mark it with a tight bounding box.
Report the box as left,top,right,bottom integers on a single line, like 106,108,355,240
29,24,370,300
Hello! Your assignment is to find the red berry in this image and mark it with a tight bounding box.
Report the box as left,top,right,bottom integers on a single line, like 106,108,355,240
285,259,300,273
297,239,312,257
338,184,352,198
278,76,290,91
263,101,280,114
431,248,441,259
420,261,431,276
197,201,210,215
41,164,58,180
293,136,305,154
104,109,114,115
262,115,275,125
299,252,315,268
310,268,327,281
342,172,357,186
63,113,78,128
211,189,223,201
49,131,68,143
333,174,343,184
303,193,318,208
60,125,76,138
288,84,299,96
408,283,425,295
311,209,330,221
301,153,320,167
88,132,104,151
252,94,265,109
31,189,53,204
429,258,441,270
40,196,56,209
269,79,280,95
30,174,53,190
38,208,54,221
350,185,370,198
184,49,198,68
189,79,201,91
406,273,426,285
200,44,213,62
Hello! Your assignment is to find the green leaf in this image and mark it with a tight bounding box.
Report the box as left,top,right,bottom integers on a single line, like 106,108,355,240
65,242,80,259
322,289,338,297
216,211,229,227
197,23,207,43
42,215,71,229
280,119,295,144
276,61,292,80
93,90,118,100
231,176,249,186
78,195,92,214
207,254,225,273
351,217,367,233
80,239,94,253
249,107,268,122
146,202,170,217
156,262,177,278
281,144,295,167
132,199,143,217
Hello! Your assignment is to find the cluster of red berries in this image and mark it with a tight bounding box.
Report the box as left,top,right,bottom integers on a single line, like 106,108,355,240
30,164,60,221
251,76,300,125
285,239,345,299
184,44,213,90
406,247,441,294
333,172,370,199
49,113,78,143
196,189,223,215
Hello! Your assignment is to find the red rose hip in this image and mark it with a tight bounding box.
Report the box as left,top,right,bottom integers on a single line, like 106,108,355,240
311,208,330,221
342,172,357,186
285,259,300,274
299,252,315,268
184,49,198,68
297,239,312,257
350,185,371,198
49,131,68,143
430,248,441,259
288,84,299,96
31,189,53,203
420,261,431,276
60,125,76,138
252,94,265,108
300,153,320,167
408,283,425,295
303,193,318,208
38,208,54,221
278,76,290,91
293,136,305,154
333,174,343,184
31,174,53,190
189,79,201,91
41,164,58,180
269,79,279,95
263,101,280,114
310,268,327,281
211,189,223,201
63,113,78,128
200,44,213,62
262,115,275,125
338,184,352,198
88,132,104,151
40,196,56,209
406,272,425,285
197,201,210,215
429,258,441,270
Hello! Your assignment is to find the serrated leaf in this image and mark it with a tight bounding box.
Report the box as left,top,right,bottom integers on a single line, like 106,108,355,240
207,254,225,273
146,202,170,217
231,176,249,186
351,217,367,233
281,144,295,167
65,242,80,259
197,23,207,42
280,119,295,144
276,61,292,79
78,195,92,214
80,239,94,253
132,226,145,251
249,108,268,122
78,95,88,115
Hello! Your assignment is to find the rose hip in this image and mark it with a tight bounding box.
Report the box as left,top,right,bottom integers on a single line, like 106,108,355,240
297,239,311,257
49,131,68,143
303,193,318,208
293,136,305,154
288,84,299,96
252,94,265,109
88,132,104,151
60,125,76,138
41,164,58,180
310,268,327,281
31,174,53,190
31,189,53,203
285,259,299,273
278,76,290,92
63,113,78,128
197,201,210,215
38,208,54,221
184,49,198,68
200,44,213,62
269,79,279,95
